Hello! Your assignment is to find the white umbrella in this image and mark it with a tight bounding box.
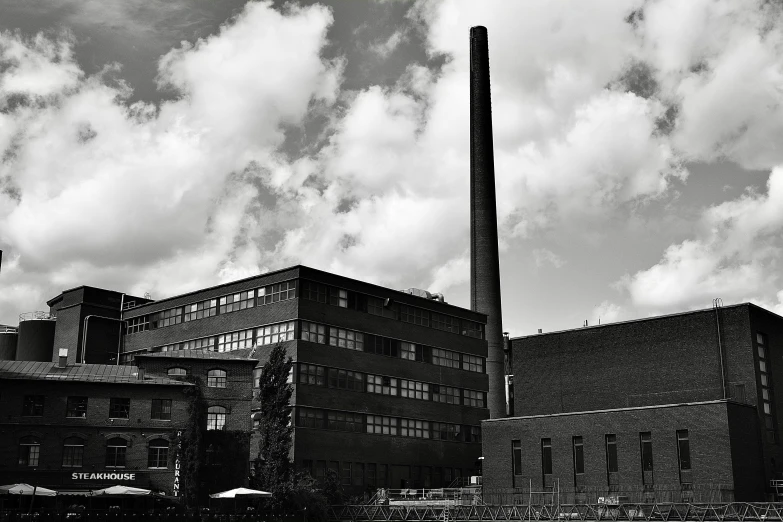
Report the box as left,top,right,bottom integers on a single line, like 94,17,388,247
0,484,56,497
210,487,272,499
91,485,158,496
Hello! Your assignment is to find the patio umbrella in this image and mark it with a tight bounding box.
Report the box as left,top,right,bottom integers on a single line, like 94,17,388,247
92,485,159,496
0,484,57,496
210,487,271,499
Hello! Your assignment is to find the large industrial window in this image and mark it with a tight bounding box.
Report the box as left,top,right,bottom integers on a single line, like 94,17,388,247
464,389,486,408
432,384,460,404
299,364,326,386
126,315,149,334
432,348,460,369
207,369,227,388
573,436,584,475
431,313,460,333
66,396,88,418
677,430,691,471
151,399,172,420
62,437,84,468
329,287,348,308
640,432,653,472
148,439,169,469
757,333,776,443
461,320,484,339
432,423,461,442
366,415,397,436
152,307,183,328
219,290,255,314
297,407,325,429
105,438,127,468
512,440,522,475
328,368,363,391
167,368,187,378
367,296,398,319
300,321,326,344
301,280,327,303
605,434,618,473
462,354,484,373
259,280,297,304
399,304,430,327
184,299,217,322
367,375,398,395
22,395,44,417
400,342,417,360
329,328,363,351
217,329,254,352
400,419,430,439
400,380,429,400
109,398,131,419
18,436,40,467
327,411,363,432
206,406,227,430
256,322,296,346
541,438,553,476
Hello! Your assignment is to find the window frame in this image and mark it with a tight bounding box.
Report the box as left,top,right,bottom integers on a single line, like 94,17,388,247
207,369,228,389
109,397,131,420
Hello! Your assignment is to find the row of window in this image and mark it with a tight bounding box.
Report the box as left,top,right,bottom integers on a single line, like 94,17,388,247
21,396,173,421
297,363,486,408
757,333,776,443
126,278,484,341
301,460,471,489
155,320,486,374
512,431,692,486
295,407,482,443
165,368,228,388
18,436,170,469
126,281,298,334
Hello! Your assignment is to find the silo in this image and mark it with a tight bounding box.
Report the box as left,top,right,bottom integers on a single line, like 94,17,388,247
0,326,18,360
16,312,56,362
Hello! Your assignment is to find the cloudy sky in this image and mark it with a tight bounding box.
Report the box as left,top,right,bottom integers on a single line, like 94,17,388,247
1,0,782,335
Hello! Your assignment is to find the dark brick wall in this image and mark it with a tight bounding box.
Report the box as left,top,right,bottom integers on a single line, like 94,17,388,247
512,306,755,416
481,401,759,503
727,402,766,500
0,378,189,495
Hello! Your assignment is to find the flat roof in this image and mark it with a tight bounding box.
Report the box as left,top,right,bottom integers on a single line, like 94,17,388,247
511,302,781,340
0,360,191,386
136,349,257,362
483,399,750,423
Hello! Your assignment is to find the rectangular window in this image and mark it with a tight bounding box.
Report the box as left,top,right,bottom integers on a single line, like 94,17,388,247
432,423,461,442
301,321,326,344
512,440,522,475
299,364,326,386
219,290,255,314
329,288,348,308
256,322,296,346
400,342,418,361
297,407,325,429
461,320,484,339
152,307,183,328
217,329,254,352
328,369,364,392
400,380,429,400
366,415,397,436
606,434,618,473
151,399,172,420
66,397,88,419
677,430,691,471
462,354,484,373
62,443,84,468
105,443,126,468
109,398,130,419
22,395,45,417
432,384,461,404
365,335,397,357
184,299,217,322
327,411,364,432
465,426,482,443
259,280,297,304
148,445,169,469
573,436,584,475
367,375,398,395
463,390,486,408
367,296,398,319
432,348,460,369
126,316,149,334
399,305,429,327
431,313,459,333
301,280,327,303
640,432,653,472
329,328,364,351
342,462,352,486
400,419,430,439
161,336,216,352
541,438,553,476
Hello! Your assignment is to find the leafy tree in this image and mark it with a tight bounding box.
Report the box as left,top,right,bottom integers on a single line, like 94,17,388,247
253,343,294,513
179,384,205,507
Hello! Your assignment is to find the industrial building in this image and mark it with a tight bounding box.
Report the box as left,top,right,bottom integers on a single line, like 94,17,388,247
483,303,781,503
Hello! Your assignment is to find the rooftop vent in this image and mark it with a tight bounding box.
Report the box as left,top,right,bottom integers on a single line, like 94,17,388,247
401,288,445,303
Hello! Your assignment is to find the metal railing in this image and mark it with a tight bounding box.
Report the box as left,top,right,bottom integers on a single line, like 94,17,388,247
19,311,56,322
0,326,17,333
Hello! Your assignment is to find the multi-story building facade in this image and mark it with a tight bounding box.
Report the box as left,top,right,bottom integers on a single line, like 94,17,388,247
119,265,490,492
483,303,781,502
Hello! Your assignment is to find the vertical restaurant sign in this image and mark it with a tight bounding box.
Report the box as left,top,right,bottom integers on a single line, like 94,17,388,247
173,430,182,497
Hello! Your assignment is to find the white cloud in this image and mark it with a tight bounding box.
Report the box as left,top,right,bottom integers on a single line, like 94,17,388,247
591,300,624,326
532,248,565,269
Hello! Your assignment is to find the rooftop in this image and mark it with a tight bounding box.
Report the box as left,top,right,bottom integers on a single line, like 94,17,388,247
0,361,192,386
136,349,257,362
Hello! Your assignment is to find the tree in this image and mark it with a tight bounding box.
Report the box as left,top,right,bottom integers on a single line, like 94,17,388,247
253,343,294,513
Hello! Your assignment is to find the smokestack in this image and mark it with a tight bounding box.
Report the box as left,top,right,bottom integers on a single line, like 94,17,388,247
470,26,506,419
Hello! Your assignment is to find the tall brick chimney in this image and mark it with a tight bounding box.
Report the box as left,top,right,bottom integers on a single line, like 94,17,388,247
470,26,506,419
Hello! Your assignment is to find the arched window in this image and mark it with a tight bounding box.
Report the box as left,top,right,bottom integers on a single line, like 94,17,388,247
105,437,127,468
167,368,187,377
62,437,85,468
18,436,40,467
147,439,169,469
207,406,227,430
207,369,227,388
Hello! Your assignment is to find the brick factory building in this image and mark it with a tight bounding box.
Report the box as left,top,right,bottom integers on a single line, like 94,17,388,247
0,352,250,497
483,303,781,503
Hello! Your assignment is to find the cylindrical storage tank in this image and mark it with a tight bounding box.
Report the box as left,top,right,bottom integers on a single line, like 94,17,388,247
0,327,18,360
17,312,56,362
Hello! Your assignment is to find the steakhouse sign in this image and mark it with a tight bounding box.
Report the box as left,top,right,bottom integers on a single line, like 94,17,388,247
71,473,136,481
